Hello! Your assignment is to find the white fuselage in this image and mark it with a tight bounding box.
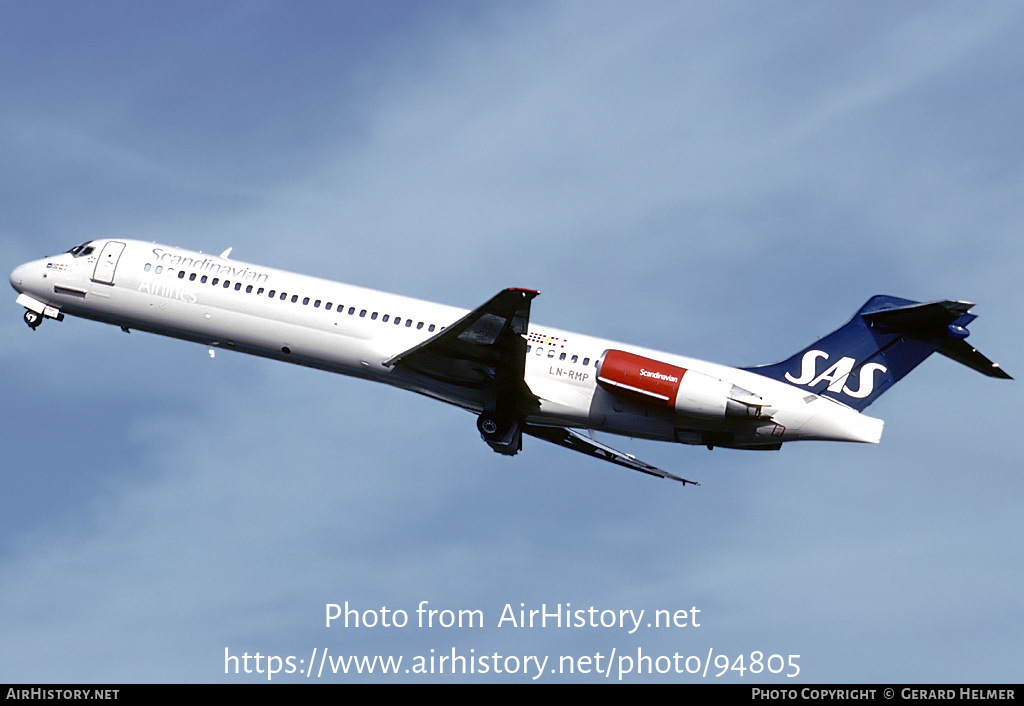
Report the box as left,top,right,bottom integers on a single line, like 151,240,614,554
10,239,883,450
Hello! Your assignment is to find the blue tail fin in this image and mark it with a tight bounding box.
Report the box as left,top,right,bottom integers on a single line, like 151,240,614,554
745,296,1011,411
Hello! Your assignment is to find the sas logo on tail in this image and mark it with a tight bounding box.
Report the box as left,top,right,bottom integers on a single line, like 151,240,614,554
785,350,887,399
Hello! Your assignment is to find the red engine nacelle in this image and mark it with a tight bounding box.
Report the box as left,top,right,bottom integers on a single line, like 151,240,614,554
596,349,769,419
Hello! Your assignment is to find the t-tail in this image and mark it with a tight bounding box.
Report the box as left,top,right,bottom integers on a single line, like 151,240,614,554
745,295,1011,411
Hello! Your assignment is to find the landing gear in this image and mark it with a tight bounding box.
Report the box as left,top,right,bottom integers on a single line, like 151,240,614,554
477,411,523,456
23,309,42,330
477,414,501,437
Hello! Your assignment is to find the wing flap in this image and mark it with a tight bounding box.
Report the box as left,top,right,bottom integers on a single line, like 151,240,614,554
524,425,699,486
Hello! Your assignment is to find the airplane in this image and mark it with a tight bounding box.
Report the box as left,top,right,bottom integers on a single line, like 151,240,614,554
10,238,1012,486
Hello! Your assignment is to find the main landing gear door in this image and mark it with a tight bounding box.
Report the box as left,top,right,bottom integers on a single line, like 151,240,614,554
92,241,126,285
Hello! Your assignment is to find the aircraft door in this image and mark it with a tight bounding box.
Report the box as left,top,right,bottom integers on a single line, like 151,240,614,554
92,241,126,285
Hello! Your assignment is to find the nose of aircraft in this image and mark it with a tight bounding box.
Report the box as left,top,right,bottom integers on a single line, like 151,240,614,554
9,259,47,296
10,262,28,293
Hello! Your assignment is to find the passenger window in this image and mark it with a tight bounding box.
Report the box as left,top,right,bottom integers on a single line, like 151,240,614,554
235,282,242,291
571,355,578,364
583,357,590,366
156,266,163,274
417,322,424,330
326,302,332,310
224,280,231,288
144,263,152,272
258,287,264,295
212,278,219,286
314,300,321,308
178,271,185,279
280,293,287,300
302,296,309,305
359,310,366,318
190,273,197,282
246,285,253,293
405,320,412,327
428,324,435,332
291,294,298,303
382,314,389,322
269,290,276,298
371,312,378,320
349,307,356,315
201,276,208,284
559,352,566,361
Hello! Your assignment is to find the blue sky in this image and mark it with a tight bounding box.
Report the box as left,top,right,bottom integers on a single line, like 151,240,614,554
2,1,1022,683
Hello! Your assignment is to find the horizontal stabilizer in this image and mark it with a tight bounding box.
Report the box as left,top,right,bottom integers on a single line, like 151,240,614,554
860,298,1012,380
938,339,1012,379
861,298,975,339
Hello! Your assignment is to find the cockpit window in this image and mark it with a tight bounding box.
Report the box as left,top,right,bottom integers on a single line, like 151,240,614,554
67,242,95,258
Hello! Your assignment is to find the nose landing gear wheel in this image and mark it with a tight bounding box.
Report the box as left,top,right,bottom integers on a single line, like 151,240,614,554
24,310,42,330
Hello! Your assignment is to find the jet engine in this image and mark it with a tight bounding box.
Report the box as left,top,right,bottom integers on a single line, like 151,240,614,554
596,349,770,419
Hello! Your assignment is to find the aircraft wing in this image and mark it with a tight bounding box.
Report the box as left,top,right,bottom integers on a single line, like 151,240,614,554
524,425,699,486
384,287,540,404
386,288,697,485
